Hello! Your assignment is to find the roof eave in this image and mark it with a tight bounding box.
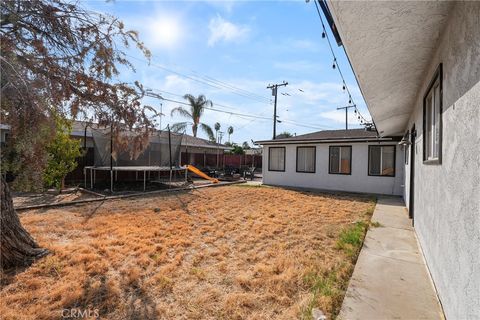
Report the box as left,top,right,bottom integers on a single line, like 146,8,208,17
327,1,453,136
256,136,400,145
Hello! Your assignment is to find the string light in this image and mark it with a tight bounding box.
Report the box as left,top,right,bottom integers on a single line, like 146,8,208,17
312,0,373,129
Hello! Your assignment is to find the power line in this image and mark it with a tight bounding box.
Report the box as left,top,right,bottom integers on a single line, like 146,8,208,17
146,87,259,114
169,60,271,102
127,54,272,104
279,119,332,130
151,87,284,132
188,69,271,102
145,88,334,131
153,95,273,121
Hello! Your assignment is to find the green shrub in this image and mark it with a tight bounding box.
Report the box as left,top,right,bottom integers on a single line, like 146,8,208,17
43,115,83,190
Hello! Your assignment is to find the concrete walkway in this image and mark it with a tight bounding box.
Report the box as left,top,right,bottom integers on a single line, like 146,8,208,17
338,197,444,320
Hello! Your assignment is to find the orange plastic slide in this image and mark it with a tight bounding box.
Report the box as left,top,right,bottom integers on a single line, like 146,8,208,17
186,165,219,183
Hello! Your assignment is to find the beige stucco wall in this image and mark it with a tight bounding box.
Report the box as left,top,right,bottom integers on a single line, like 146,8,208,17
403,2,480,318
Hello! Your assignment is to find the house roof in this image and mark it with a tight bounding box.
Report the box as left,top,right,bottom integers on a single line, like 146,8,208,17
181,134,231,150
71,121,230,150
256,128,399,145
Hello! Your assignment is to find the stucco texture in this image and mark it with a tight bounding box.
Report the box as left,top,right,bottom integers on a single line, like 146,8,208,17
262,142,404,195
402,2,480,318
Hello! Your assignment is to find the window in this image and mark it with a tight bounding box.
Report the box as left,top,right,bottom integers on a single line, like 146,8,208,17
268,147,285,171
296,146,316,173
329,146,351,174
423,64,442,163
368,145,396,177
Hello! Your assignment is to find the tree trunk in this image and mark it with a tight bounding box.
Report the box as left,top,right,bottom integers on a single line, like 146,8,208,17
192,124,198,137
60,176,65,193
1,175,48,270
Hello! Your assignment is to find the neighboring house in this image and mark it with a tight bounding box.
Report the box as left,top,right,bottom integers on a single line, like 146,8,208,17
1,121,231,183
72,121,233,173
323,1,479,318
244,148,262,156
257,129,404,195
71,120,230,159
0,124,10,145
179,134,232,167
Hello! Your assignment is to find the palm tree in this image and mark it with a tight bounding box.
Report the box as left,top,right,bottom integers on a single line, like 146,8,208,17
242,141,251,150
227,126,234,143
214,122,221,143
276,131,293,139
170,94,214,140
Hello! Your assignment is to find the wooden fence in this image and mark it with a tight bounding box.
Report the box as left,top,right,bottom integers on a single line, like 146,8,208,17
180,152,262,169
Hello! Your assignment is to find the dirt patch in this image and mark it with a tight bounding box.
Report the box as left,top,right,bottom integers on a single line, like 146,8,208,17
1,186,375,319
12,189,99,208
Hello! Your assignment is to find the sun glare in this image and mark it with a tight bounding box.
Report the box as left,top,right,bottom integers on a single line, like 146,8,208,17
148,15,183,49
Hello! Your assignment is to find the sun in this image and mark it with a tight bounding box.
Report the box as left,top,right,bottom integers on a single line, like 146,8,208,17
148,15,183,50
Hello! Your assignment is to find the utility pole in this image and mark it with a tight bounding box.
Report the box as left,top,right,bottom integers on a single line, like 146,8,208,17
145,90,164,130
216,131,224,169
267,81,288,139
337,105,355,130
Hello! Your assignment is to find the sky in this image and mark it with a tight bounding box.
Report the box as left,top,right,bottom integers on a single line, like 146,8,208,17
86,0,372,145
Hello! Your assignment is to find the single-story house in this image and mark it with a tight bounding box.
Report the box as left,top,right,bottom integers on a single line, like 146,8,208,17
261,1,478,318
328,1,479,317
257,129,404,195
179,134,232,167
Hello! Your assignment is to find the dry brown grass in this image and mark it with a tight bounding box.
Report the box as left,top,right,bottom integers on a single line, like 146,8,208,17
0,186,375,319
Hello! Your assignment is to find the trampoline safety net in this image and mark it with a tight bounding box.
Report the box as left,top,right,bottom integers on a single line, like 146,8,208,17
91,128,184,167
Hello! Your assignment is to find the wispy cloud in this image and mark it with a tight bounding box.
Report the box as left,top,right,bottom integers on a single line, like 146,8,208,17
319,110,364,124
204,0,237,14
208,15,250,46
273,60,323,72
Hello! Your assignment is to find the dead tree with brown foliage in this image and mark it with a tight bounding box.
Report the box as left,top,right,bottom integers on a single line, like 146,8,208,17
0,0,155,270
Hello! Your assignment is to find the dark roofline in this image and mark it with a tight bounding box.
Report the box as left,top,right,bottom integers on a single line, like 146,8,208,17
70,120,231,150
319,0,343,46
256,136,401,145
255,128,401,145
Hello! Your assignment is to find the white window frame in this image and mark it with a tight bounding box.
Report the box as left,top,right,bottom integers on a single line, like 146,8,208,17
423,64,442,164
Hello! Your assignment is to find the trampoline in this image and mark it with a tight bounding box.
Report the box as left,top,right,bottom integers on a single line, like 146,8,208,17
83,126,186,192
84,166,188,192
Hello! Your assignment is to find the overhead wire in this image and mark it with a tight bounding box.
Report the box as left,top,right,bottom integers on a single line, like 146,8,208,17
145,87,333,131
127,54,272,104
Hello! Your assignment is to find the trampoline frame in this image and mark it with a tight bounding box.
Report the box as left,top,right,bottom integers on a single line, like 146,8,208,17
84,124,186,193
84,166,188,192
